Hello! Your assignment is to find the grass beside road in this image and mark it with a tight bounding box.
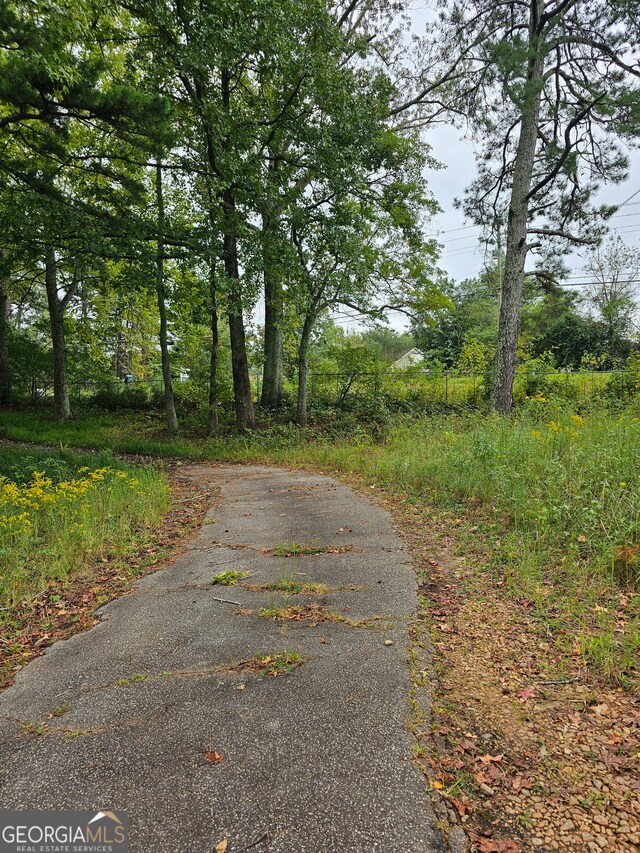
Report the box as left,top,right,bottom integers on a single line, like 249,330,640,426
0,445,169,609
1,404,639,688
0,443,215,690
300,410,640,687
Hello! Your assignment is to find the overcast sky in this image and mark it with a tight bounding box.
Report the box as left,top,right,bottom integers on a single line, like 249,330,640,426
425,127,640,284
410,0,640,286
280,4,640,333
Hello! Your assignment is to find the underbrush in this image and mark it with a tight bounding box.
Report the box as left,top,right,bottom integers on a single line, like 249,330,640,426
293,409,640,688
1,403,639,686
0,446,169,608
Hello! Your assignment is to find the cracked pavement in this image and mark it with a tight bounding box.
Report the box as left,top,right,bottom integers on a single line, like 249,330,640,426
0,465,444,852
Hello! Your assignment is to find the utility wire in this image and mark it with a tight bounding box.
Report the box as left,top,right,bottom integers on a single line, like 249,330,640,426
617,188,640,208
432,205,639,246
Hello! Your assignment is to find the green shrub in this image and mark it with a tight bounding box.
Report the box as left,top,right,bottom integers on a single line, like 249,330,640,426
89,384,153,411
604,352,640,404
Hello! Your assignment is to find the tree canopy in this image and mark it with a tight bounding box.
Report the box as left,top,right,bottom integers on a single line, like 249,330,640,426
0,0,638,426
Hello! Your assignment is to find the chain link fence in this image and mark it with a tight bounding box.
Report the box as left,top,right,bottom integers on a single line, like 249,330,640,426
305,368,619,407
13,367,624,410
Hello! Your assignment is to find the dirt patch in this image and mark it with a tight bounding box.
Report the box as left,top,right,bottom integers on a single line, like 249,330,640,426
391,496,640,852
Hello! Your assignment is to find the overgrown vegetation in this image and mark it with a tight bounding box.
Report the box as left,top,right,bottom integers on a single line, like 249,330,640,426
3,395,637,687
2,1,638,432
0,446,169,608
1,0,640,707
286,408,639,686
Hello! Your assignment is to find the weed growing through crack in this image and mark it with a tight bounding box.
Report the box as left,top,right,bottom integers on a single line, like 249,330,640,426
264,574,329,595
253,651,302,676
267,541,351,557
115,673,147,686
211,569,250,586
256,602,385,628
258,603,345,623
20,721,47,737
109,653,305,686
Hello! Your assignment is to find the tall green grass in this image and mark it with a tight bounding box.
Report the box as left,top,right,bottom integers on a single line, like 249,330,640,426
0,446,169,608
291,410,640,685
1,405,638,684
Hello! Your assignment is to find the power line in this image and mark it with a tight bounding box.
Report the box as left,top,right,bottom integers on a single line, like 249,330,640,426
437,232,486,245
432,204,639,244
559,278,640,287
433,206,639,239
610,211,640,220
564,274,636,281
617,188,640,208
442,244,484,256
426,223,481,237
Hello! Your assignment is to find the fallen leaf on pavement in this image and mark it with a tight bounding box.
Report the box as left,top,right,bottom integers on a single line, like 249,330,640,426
215,841,228,853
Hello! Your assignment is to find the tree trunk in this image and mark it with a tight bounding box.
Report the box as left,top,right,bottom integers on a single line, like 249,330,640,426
296,314,315,427
220,68,255,431
44,247,72,421
114,310,126,379
208,258,219,437
261,259,284,408
155,161,179,435
223,187,255,430
260,169,284,408
490,0,544,414
0,280,10,406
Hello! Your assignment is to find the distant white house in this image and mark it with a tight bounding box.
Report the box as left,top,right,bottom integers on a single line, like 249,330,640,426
391,348,425,370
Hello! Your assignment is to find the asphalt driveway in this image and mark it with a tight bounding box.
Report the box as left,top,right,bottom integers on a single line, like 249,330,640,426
0,465,444,853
